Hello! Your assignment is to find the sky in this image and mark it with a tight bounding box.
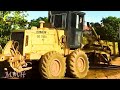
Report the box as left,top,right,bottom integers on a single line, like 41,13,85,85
26,11,120,23
26,11,48,21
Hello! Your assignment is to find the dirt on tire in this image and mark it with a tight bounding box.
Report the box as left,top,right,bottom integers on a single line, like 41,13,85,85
39,51,66,79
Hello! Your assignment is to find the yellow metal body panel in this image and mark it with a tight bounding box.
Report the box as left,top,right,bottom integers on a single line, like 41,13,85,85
82,36,119,55
21,28,65,60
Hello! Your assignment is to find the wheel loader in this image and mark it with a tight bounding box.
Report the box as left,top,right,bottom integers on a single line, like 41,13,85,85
0,11,113,79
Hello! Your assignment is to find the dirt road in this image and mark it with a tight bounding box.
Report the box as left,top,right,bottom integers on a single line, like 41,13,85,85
65,57,120,79
83,69,120,79
4,57,120,79
83,57,120,79
5,69,120,79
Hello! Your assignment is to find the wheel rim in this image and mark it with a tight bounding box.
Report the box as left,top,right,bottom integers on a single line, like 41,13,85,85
77,57,85,72
50,59,61,76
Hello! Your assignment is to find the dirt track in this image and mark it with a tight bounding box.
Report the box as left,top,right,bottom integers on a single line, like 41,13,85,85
4,57,120,79
83,57,120,79
64,69,120,79
65,57,120,79
83,69,120,79
6,69,120,79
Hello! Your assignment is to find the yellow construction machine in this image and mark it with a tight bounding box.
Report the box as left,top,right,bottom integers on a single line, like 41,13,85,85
0,11,115,79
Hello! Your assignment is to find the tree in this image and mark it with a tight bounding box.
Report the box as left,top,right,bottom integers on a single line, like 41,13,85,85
101,16,120,41
0,11,28,47
91,16,120,55
91,16,120,42
28,17,48,28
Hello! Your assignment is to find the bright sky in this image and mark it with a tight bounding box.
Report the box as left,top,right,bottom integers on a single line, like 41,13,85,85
26,11,48,21
26,11,120,23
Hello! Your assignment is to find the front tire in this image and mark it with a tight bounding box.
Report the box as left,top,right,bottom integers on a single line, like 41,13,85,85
67,49,89,78
39,51,66,79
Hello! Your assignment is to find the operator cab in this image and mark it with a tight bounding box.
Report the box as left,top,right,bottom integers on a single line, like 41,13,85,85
48,11,85,49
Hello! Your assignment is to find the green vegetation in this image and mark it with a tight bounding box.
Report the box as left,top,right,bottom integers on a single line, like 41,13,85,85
90,16,120,55
0,11,49,48
0,11,119,55
28,17,48,28
0,11,28,47
91,16,120,42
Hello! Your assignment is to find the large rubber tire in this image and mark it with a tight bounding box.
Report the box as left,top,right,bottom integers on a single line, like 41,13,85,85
67,49,89,78
39,51,66,79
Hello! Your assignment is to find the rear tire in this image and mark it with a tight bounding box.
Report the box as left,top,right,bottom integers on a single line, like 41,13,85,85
67,49,89,78
39,51,66,79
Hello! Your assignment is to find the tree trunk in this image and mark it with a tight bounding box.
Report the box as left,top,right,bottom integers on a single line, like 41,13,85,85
118,40,120,56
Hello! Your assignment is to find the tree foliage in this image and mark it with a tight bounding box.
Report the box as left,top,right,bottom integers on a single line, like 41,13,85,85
91,16,120,42
0,11,28,47
28,17,48,28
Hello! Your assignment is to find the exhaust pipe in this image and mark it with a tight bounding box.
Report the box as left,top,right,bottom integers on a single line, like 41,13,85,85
39,21,45,28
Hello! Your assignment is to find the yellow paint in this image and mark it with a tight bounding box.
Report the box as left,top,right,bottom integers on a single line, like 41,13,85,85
22,27,65,60
82,36,119,55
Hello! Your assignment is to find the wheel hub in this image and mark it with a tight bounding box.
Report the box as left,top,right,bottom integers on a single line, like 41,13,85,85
77,57,85,72
50,59,61,76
